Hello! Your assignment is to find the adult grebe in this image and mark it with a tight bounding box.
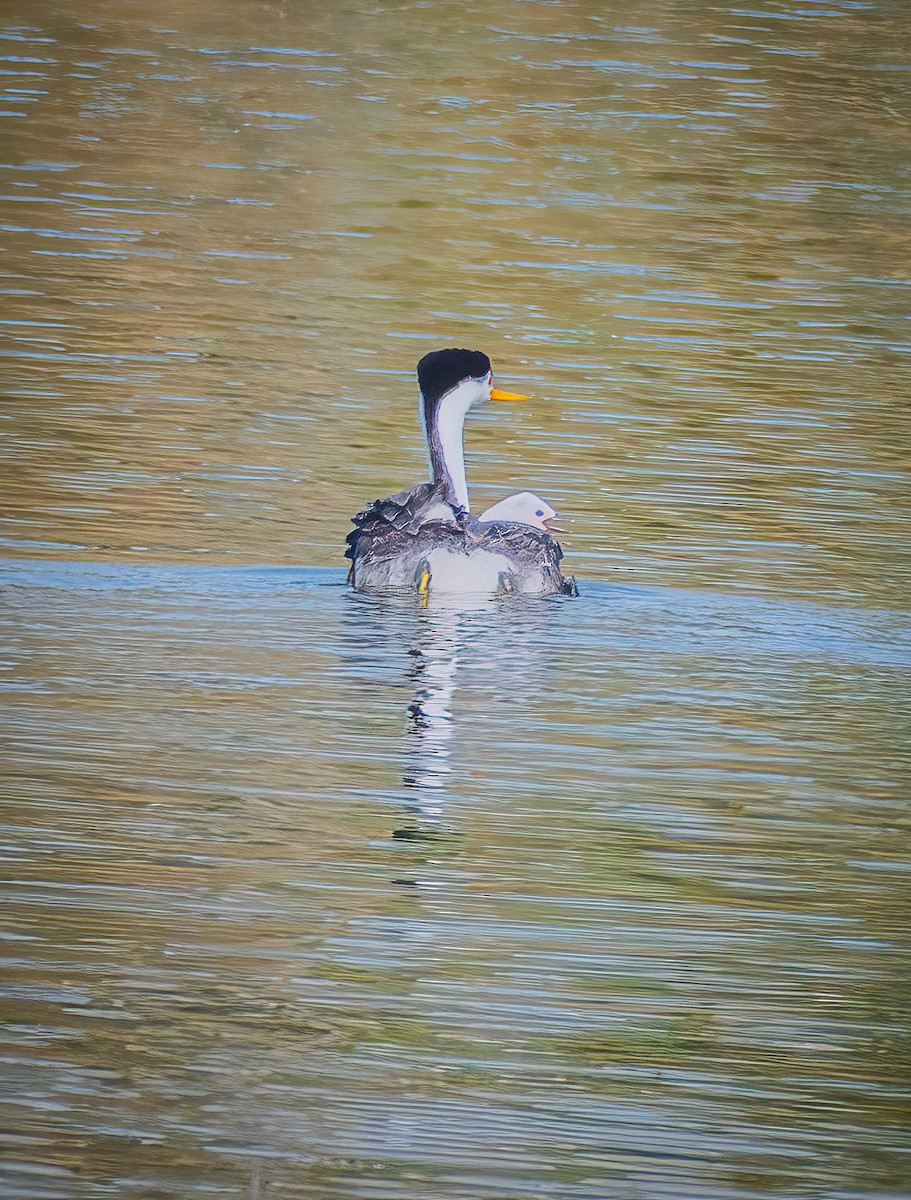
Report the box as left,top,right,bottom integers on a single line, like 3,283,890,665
345,348,577,597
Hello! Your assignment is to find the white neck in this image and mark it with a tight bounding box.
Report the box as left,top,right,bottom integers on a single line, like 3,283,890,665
436,395,470,510
423,378,486,511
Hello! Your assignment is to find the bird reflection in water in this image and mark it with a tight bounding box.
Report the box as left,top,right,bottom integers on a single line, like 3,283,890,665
341,590,569,878
396,601,466,843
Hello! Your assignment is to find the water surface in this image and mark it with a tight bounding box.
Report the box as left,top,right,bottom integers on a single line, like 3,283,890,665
2,560,910,1198
2,1,911,1197
1,0,910,603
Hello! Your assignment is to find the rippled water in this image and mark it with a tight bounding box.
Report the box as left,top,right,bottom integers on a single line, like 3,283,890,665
3,560,910,1199
2,1,911,1197
3,0,911,603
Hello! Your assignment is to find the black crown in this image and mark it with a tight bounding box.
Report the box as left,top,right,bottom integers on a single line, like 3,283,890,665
417,348,491,405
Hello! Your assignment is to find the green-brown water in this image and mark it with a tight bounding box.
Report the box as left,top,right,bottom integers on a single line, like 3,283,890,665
1,1,910,1197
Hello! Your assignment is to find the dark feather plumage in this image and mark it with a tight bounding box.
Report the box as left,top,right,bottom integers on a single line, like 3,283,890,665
346,484,574,594
345,481,459,562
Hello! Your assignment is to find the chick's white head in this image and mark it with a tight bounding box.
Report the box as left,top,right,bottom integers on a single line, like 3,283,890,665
478,492,559,531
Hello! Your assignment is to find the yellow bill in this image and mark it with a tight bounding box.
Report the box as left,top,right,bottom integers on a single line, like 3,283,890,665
490,387,528,401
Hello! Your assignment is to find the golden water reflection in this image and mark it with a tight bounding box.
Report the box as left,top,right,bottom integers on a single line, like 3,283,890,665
2,1,911,1197
1,0,909,605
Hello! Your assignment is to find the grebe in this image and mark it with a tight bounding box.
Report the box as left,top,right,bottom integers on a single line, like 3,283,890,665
346,348,576,597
